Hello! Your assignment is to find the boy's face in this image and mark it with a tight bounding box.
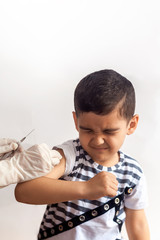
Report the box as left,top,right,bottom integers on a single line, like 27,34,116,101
73,110,138,167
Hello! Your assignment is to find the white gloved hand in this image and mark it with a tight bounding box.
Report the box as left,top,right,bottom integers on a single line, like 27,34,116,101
0,138,19,158
0,141,62,188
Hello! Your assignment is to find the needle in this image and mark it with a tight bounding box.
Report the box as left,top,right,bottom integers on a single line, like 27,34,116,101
20,129,35,142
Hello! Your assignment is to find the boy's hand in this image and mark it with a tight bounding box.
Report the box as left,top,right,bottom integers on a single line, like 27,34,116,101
84,171,118,199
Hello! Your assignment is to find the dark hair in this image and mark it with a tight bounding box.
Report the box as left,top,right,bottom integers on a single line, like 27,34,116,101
74,69,135,121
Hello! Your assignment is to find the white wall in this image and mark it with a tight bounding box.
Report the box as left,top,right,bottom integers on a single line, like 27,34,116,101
0,0,159,239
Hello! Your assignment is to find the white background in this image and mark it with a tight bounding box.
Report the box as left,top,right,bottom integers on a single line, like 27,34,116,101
0,0,159,239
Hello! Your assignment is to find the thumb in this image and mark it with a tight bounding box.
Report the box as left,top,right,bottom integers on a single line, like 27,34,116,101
0,142,18,155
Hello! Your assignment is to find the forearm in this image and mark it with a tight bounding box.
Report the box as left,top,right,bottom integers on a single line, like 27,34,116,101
125,208,150,240
126,224,150,240
15,177,86,205
15,171,118,205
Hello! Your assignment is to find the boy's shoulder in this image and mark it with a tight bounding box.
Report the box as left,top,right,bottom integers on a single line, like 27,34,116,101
121,151,142,169
54,139,76,154
54,139,78,176
55,138,82,154
118,151,143,180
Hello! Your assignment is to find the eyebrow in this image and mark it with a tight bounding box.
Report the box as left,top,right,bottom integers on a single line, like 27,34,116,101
79,126,120,132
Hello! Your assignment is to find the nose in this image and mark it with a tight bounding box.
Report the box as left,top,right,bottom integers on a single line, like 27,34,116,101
91,134,105,146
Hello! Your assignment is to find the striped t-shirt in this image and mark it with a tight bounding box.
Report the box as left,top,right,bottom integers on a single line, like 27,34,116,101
38,139,148,240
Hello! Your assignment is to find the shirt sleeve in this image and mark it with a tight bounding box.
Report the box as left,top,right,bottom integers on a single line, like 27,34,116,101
124,173,149,210
54,140,76,176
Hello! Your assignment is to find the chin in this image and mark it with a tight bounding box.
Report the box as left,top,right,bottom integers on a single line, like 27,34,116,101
91,155,107,162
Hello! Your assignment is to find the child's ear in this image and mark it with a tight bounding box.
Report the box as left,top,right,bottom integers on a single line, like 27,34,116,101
72,111,79,132
127,114,139,135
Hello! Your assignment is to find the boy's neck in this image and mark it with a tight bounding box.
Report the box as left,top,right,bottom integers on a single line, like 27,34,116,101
89,151,120,168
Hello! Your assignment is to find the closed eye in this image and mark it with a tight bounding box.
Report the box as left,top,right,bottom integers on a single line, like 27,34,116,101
79,126,120,135
79,126,94,134
103,131,116,135
82,129,93,134
103,129,120,135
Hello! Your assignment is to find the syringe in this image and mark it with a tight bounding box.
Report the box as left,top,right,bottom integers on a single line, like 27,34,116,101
0,129,35,160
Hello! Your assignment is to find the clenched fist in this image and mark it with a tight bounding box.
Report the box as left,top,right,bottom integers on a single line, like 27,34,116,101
84,171,118,199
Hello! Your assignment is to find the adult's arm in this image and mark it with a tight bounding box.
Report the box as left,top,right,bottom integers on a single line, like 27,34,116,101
0,143,61,187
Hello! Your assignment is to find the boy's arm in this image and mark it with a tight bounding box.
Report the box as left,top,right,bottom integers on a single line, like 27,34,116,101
15,158,85,205
15,150,118,204
125,207,150,240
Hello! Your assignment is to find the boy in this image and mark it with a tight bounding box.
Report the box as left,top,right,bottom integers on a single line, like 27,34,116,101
15,69,150,240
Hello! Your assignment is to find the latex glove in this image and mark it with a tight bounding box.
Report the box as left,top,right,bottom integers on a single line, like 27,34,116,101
0,138,19,158
0,143,62,188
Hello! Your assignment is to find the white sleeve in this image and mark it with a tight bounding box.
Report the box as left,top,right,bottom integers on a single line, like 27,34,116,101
124,173,149,210
54,140,76,176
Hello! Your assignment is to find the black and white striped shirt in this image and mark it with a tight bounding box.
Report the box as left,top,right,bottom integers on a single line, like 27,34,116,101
38,139,147,240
